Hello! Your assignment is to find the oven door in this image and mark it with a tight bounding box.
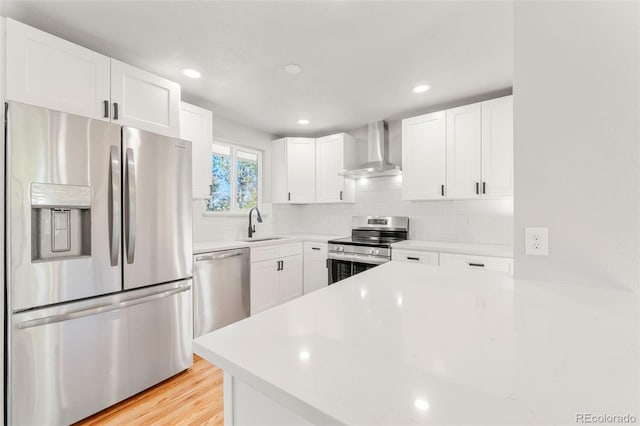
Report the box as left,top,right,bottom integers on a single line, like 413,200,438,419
327,252,388,284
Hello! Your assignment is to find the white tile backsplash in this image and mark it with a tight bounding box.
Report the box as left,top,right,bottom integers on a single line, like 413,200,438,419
272,176,513,245
192,202,275,242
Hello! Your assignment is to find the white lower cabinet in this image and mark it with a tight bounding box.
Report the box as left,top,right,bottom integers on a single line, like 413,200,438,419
439,253,513,273
303,242,328,294
392,247,512,274
250,243,303,315
392,249,439,266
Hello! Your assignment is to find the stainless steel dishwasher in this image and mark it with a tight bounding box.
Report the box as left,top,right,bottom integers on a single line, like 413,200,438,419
193,248,250,338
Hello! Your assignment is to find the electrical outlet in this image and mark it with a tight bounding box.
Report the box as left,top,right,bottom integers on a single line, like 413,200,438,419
525,227,549,256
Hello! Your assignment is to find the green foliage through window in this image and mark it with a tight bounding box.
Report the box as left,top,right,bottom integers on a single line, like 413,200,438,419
207,143,260,213
236,158,258,209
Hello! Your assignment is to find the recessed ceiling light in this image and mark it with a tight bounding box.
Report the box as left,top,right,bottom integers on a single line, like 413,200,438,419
413,84,430,93
297,119,310,125
414,399,430,411
284,64,302,74
183,68,202,79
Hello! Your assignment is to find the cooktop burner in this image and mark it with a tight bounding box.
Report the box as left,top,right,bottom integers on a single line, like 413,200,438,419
328,216,409,249
328,236,404,248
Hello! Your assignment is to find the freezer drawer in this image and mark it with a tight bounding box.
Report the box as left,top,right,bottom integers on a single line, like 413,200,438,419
8,280,193,426
194,249,249,337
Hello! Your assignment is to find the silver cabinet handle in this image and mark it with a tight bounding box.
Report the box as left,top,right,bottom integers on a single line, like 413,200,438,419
113,102,119,120
109,145,121,266
17,285,191,329
125,147,137,264
195,251,244,262
103,100,109,118
339,191,343,201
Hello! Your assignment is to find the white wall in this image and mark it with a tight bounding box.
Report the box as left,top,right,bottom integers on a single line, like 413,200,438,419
513,1,640,289
274,176,513,244
192,114,276,242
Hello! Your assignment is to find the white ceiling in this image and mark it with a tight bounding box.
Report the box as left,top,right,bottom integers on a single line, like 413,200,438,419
1,1,513,136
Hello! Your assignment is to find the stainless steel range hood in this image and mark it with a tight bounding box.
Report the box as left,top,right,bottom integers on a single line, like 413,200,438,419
339,121,401,178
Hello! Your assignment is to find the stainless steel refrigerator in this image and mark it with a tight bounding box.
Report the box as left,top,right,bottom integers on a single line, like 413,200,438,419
5,101,194,425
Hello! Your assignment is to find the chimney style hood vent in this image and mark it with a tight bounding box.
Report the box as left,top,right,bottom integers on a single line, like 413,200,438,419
339,121,401,178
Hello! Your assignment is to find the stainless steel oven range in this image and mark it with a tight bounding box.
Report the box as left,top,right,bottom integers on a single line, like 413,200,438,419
328,216,409,284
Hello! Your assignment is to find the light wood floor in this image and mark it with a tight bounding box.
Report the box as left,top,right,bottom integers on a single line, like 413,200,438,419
75,355,224,426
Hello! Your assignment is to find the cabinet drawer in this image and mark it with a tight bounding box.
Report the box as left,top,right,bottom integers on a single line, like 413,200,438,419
250,246,280,263
392,249,439,266
250,242,303,263
439,253,512,273
279,242,303,258
304,242,327,256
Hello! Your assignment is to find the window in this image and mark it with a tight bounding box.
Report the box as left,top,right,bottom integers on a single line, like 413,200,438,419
208,140,262,213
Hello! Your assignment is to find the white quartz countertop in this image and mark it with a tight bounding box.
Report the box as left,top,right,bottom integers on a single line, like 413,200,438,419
193,234,345,253
194,262,639,425
392,240,513,258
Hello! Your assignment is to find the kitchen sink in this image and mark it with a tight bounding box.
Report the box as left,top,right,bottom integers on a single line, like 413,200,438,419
240,236,286,243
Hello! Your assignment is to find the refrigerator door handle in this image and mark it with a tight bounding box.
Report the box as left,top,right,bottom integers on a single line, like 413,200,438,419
16,284,191,329
125,147,137,264
109,145,121,266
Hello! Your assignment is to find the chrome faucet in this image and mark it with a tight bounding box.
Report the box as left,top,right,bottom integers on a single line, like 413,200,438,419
248,207,263,238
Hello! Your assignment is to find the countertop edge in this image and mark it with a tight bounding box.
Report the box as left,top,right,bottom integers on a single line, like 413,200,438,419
193,340,346,426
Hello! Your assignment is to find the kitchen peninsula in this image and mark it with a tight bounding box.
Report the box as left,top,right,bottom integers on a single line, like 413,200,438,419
194,262,639,425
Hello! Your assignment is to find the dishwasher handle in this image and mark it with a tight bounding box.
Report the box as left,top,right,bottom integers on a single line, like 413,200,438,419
195,250,246,262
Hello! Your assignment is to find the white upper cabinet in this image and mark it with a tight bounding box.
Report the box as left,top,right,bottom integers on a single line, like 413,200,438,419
481,96,513,197
5,18,111,120
111,59,181,137
401,95,513,200
446,103,482,199
402,111,447,200
5,19,181,138
315,133,357,203
272,137,316,203
179,102,213,199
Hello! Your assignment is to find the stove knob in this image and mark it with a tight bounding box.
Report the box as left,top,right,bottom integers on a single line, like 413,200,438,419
374,249,380,255
368,248,374,255
338,246,344,252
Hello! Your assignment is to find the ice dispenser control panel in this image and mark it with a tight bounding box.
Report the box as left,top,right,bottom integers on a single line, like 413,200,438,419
30,183,92,262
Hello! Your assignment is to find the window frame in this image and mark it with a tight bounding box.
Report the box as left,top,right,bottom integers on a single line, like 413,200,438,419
203,138,263,216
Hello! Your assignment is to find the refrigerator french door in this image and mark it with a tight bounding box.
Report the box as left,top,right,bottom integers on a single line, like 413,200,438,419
5,101,193,425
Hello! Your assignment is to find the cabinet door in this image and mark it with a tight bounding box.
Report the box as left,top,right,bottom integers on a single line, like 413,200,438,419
111,59,181,137
286,138,316,203
271,138,288,204
303,243,328,294
401,112,447,200
180,102,213,200
481,96,513,197
250,260,280,315
6,18,111,120
446,103,482,199
316,134,345,202
279,255,303,303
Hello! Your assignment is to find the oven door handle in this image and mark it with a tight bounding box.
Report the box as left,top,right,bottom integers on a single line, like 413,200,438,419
327,252,389,265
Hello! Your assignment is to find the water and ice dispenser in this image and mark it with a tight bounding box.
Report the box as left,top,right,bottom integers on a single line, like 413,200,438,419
31,183,92,262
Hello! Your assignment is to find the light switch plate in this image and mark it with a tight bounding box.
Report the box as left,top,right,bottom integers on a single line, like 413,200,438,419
525,227,549,256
